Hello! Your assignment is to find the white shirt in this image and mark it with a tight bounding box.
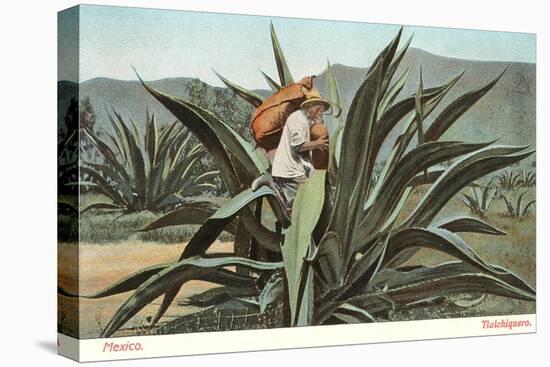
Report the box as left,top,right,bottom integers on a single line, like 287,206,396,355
271,109,315,179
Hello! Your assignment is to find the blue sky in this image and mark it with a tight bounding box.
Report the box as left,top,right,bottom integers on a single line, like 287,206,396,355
59,4,536,88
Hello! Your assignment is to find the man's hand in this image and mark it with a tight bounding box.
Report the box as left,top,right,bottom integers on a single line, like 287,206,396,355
299,136,329,152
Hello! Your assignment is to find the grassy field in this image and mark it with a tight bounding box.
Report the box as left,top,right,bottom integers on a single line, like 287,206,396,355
388,185,536,321
407,186,536,285
58,186,536,337
77,193,235,244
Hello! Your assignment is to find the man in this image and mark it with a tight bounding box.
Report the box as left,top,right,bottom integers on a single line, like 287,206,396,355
252,91,330,216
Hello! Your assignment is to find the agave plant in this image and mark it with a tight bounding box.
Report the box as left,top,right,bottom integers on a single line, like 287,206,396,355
74,25,535,337
497,169,523,191
518,169,536,187
462,185,497,218
501,191,536,218
80,108,219,212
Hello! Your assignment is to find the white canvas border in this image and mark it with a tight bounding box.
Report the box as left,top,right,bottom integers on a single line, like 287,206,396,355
58,313,536,362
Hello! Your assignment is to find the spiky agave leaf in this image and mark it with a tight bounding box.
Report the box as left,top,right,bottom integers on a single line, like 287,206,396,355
138,201,225,232
259,272,284,313
355,141,491,248
136,71,283,253
81,264,171,298
81,161,134,202
135,70,268,190
321,29,430,289
182,285,260,308
381,227,504,273
497,170,514,190
366,26,403,78
61,263,255,301
407,168,446,187
367,261,535,305
270,21,294,86
150,146,214,208
325,59,345,183
482,185,497,211
518,169,536,187
80,202,123,213
339,222,518,303
181,186,280,257
516,191,526,217
81,127,132,190
358,74,465,228
348,265,533,318
461,185,496,217
404,146,534,228
329,303,375,324
111,110,147,206
325,230,390,303
282,170,327,326
371,71,464,178
376,147,533,269
213,69,264,108
100,256,284,337
366,71,465,212
260,69,281,92
308,30,534,328
103,105,131,163
424,66,509,142
325,56,385,287
415,67,425,147
317,261,535,324
144,110,158,170
522,200,536,216
435,215,506,236
378,34,413,112
78,166,129,208
147,125,196,205
378,66,412,117
325,60,344,134
462,192,476,209
501,191,535,217
148,185,283,327
84,108,216,212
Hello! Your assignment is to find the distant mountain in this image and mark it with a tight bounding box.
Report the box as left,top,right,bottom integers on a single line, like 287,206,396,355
315,48,535,161
58,77,270,134
58,47,535,166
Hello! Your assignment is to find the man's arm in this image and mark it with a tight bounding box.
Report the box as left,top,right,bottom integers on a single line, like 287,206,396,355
298,136,329,152
287,112,329,153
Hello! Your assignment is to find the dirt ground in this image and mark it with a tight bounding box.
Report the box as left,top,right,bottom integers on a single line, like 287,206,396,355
58,241,233,339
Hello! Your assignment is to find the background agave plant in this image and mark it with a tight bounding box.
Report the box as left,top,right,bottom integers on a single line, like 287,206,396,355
501,191,536,218
80,108,219,212
80,25,535,337
518,169,536,187
497,169,523,191
462,185,497,218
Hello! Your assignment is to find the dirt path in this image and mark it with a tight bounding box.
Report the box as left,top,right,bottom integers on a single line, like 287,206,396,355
58,241,233,339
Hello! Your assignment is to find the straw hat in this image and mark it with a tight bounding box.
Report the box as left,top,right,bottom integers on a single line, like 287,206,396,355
300,89,331,111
